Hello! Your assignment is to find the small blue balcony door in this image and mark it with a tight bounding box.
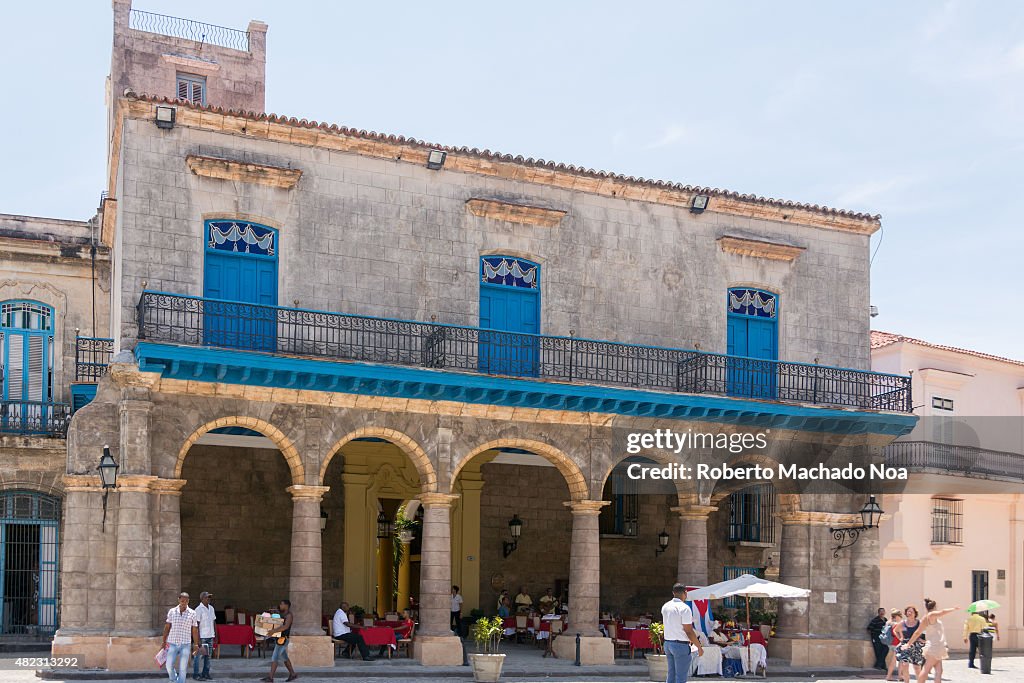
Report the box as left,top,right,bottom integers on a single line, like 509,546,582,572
202,221,278,352
479,257,540,377
1,302,53,434
726,289,778,399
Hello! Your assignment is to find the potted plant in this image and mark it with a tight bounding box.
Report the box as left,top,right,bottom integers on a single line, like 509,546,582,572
468,616,506,682
646,622,668,681
350,605,366,623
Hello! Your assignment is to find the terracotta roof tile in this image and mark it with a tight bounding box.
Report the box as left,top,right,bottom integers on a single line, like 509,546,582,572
126,91,881,223
871,330,1024,368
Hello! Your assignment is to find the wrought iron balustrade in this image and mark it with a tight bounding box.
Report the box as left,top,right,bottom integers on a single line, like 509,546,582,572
137,291,913,413
129,9,250,51
75,336,114,382
885,441,1024,480
0,401,70,438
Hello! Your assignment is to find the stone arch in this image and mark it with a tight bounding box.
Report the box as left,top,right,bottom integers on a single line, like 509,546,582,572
451,438,588,501
594,451,695,507
174,416,304,485
319,426,436,493
709,452,782,503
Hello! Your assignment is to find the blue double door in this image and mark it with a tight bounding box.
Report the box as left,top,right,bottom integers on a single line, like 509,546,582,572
726,315,777,399
479,284,540,377
203,247,278,352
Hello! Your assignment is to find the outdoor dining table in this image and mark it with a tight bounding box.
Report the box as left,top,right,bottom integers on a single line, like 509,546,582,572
620,627,654,654
354,625,398,655
215,624,256,657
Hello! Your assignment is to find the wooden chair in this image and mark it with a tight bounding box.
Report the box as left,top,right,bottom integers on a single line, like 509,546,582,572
515,615,529,643
531,616,542,646
385,612,400,622
623,620,639,629
543,619,563,658
396,622,416,659
607,623,631,659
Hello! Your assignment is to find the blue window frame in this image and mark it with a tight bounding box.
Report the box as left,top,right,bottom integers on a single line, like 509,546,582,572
728,484,777,543
726,288,779,399
478,256,540,377
0,491,61,636
202,220,279,352
722,566,766,609
176,72,206,105
1,301,55,434
599,469,639,536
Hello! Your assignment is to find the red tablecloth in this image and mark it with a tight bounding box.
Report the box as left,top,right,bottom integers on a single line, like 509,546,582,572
358,626,397,648
216,624,256,649
621,628,654,650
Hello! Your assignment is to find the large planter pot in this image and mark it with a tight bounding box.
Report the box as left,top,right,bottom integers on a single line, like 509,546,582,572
468,653,506,683
647,653,668,681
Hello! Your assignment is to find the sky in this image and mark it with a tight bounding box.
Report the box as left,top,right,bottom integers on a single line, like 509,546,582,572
2,1,1022,360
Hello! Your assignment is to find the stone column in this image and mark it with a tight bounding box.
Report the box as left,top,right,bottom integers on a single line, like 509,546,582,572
149,479,186,631
414,492,462,665
396,535,412,612
551,500,614,664
113,476,157,636
286,485,330,635
671,504,717,587
775,509,811,637
376,532,394,614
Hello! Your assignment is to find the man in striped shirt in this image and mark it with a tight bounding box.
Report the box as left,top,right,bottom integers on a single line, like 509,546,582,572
162,592,199,683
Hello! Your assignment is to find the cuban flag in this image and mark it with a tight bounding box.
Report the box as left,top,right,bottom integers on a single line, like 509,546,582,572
686,586,714,636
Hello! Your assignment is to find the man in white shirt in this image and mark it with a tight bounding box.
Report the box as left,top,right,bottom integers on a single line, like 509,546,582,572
661,583,703,683
192,591,216,681
330,602,372,661
450,586,464,634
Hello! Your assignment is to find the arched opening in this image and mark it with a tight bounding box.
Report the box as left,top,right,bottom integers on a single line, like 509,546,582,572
320,433,431,621
0,490,61,637
177,421,301,629
449,439,587,642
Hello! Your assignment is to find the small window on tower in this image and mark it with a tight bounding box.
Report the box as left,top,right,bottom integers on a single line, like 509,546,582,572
176,73,206,105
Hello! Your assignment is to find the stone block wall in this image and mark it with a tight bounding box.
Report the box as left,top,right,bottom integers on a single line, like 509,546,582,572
477,463,572,611
179,445,292,612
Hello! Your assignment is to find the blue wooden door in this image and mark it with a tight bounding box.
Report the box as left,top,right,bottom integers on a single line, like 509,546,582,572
726,289,778,399
479,257,540,377
203,221,278,352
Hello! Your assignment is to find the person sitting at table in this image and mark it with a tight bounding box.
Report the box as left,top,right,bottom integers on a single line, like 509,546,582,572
392,609,415,640
497,597,512,618
514,586,533,614
496,589,509,611
538,588,557,615
710,620,730,645
331,601,375,661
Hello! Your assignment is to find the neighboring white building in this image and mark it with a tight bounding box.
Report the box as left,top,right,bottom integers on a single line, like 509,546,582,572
872,331,1024,650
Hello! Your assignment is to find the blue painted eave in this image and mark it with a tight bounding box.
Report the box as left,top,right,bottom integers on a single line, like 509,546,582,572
135,342,917,437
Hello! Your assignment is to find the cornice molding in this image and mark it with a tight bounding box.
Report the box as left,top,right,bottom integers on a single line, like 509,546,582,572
466,199,566,227
185,154,302,189
718,235,805,261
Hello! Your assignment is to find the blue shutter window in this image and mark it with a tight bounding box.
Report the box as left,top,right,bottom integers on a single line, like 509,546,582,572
176,73,206,105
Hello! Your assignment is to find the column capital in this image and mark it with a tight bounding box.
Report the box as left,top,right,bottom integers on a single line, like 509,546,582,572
149,478,187,495
780,510,860,526
117,475,158,492
671,504,718,520
563,499,609,515
286,485,330,501
419,492,459,508
62,474,103,492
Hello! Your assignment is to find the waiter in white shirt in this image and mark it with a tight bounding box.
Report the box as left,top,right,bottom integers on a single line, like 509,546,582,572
661,583,703,683
192,591,216,681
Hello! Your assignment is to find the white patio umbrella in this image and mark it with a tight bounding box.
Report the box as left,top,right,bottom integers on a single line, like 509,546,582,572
686,574,811,676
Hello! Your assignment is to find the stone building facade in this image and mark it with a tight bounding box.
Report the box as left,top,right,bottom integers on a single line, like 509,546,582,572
40,0,920,670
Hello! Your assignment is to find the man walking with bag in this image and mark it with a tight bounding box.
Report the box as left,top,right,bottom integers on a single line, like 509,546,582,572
162,592,199,683
661,583,703,683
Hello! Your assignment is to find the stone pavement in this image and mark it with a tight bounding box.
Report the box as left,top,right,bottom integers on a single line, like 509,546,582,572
7,649,1023,682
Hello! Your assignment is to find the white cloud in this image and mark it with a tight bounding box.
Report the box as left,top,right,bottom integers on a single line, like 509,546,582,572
644,124,690,149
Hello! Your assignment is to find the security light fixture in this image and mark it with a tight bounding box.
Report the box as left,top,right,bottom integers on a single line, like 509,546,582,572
377,510,393,539
503,514,523,558
155,105,176,129
690,194,710,213
655,529,670,556
426,149,447,170
829,495,884,558
98,445,119,532
870,305,879,318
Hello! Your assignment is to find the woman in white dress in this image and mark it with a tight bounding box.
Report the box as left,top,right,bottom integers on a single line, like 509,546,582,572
902,598,959,683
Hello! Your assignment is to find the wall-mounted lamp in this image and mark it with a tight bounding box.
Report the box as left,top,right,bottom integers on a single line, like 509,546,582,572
98,445,119,532
655,529,670,556
869,305,879,318
503,514,523,558
377,510,394,539
155,105,176,130
690,194,709,214
426,149,447,170
829,495,883,558
320,507,329,532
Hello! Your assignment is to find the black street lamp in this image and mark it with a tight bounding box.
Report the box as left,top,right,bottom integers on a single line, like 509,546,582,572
98,445,119,532
503,514,523,558
830,495,884,558
377,510,393,539
655,529,670,556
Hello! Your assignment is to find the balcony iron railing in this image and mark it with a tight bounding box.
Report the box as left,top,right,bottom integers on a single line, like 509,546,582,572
885,441,1024,481
0,401,70,438
136,291,913,413
75,336,114,382
128,9,250,51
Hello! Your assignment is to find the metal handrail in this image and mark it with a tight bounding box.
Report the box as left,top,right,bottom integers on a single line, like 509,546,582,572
885,441,1024,480
128,9,249,51
75,336,114,382
136,291,913,413
0,400,70,438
